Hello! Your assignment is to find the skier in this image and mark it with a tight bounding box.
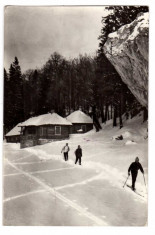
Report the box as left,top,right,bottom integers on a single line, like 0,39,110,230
75,145,82,165
61,143,70,161
128,157,144,191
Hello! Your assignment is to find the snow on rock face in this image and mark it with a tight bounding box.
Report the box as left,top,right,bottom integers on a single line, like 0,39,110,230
104,12,149,108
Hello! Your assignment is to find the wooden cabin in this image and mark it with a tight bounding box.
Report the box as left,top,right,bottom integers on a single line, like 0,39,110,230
19,113,72,148
66,110,93,134
5,123,22,143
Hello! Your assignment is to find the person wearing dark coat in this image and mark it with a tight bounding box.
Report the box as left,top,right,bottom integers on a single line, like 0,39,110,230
128,157,144,191
75,145,82,165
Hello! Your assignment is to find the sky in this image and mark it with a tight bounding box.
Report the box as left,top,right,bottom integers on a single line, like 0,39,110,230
4,6,107,72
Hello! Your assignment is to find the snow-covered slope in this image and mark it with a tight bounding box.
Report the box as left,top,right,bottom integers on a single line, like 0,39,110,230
20,113,148,198
4,113,148,225
104,12,149,108
5,113,148,194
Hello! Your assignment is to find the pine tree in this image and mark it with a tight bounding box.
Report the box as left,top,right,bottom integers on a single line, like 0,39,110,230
8,57,24,126
4,68,11,134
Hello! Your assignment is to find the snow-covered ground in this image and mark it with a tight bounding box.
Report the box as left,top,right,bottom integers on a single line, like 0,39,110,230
3,113,148,226
23,112,148,193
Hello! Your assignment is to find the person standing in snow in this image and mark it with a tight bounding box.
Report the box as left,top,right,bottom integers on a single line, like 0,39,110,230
75,145,82,165
61,143,70,161
128,157,144,191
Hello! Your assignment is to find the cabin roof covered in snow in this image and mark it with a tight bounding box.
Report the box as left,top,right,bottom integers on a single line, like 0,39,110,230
5,123,22,136
66,110,93,124
19,113,72,127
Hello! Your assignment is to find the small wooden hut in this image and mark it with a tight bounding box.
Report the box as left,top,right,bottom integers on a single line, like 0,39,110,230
19,112,72,148
5,123,22,143
66,110,93,134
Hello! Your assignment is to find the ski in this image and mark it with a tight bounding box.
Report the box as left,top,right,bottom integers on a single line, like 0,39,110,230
126,184,144,198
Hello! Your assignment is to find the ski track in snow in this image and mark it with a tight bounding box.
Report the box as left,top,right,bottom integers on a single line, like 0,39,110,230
5,159,108,226
11,154,34,162
55,172,104,190
13,161,48,165
4,158,146,201
3,166,76,177
3,115,148,225
5,137,147,201
23,146,147,202
3,189,46,203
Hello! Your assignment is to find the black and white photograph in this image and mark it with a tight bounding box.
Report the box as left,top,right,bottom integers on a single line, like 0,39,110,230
3,4,149,227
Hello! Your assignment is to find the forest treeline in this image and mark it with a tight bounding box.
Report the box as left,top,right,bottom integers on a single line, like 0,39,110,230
4,6,148,134
4,52,147,134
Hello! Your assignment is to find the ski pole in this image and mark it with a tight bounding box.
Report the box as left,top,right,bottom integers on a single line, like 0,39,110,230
143,173,147,188
143,173,147,194
123,175,129,188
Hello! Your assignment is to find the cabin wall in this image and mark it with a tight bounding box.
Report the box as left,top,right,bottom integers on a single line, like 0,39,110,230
23,125,70,138
20,125,70,148
6,135,20,143
20,136,37,149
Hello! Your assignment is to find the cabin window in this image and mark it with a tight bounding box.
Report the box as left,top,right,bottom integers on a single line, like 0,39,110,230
81,125,86,132
40,127,47,136
55,126,61,135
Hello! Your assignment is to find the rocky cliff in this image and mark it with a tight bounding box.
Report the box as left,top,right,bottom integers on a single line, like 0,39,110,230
104,12,149,108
